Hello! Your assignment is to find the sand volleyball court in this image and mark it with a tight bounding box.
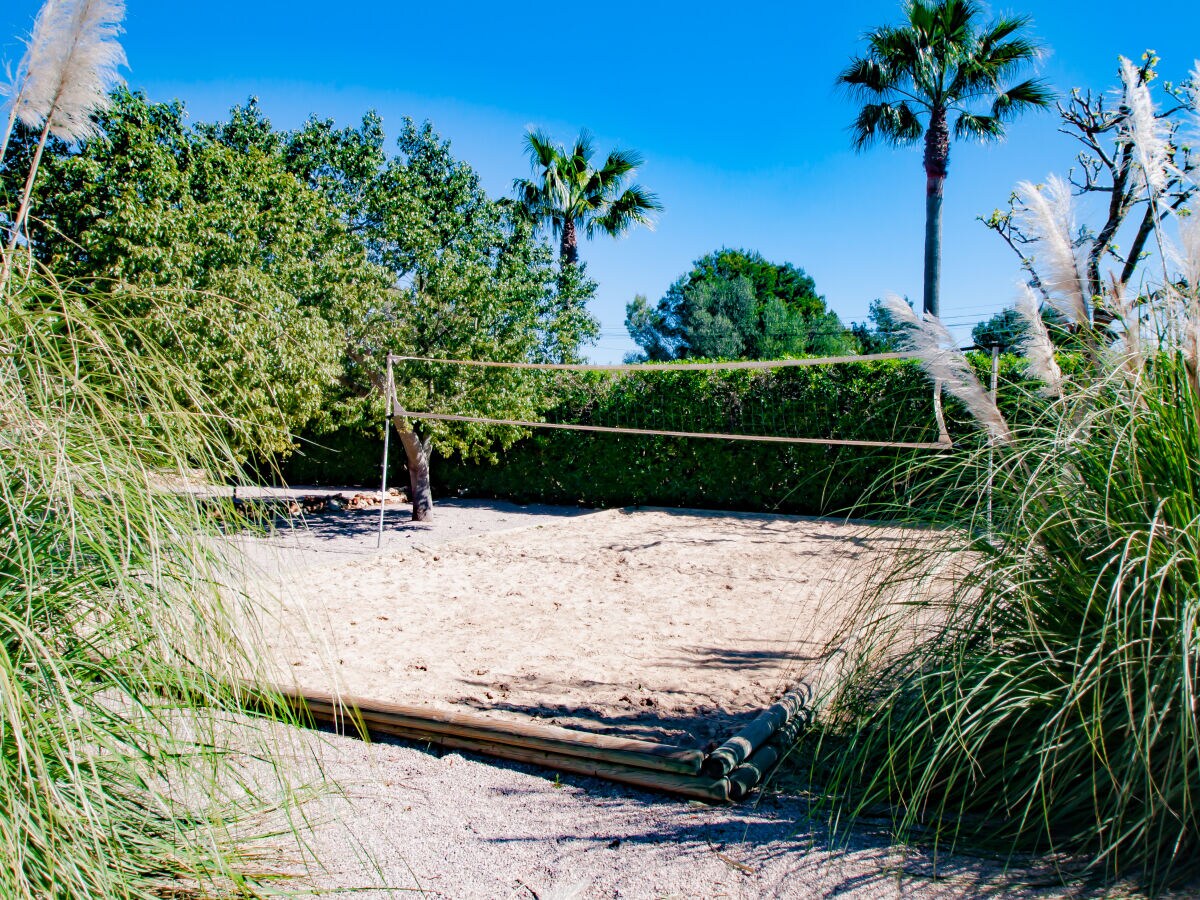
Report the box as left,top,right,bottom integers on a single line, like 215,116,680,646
247,499,915,751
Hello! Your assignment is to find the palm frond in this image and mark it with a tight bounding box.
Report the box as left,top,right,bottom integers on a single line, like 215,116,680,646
591,184,661,238
837,56,898,97
991,78,1054,120
523,127,559,169
976,13,1034,52
598,147,643,180
850,102,924,149
954,112,1003,141
570,128,595,165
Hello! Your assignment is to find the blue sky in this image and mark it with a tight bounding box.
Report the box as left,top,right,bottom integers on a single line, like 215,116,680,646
1,2,1194,361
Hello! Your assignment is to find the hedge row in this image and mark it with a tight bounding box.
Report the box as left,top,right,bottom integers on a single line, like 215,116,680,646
282,356,1034,517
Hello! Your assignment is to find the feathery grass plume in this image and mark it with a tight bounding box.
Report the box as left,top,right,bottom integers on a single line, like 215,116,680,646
15,0,125,143
1176,209,1200,388
1191,61,1200,141
1014,284,1063,396
0,0,70,166
881,294,1011,442
1,0,125,291
1179,206,1200,291
1014,176,1090,326
1120,57,1173,194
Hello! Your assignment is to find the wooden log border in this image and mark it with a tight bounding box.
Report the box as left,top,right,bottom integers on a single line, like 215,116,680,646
271,683,808,804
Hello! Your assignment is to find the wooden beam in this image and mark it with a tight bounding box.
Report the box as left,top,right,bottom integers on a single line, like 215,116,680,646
275,686,706,776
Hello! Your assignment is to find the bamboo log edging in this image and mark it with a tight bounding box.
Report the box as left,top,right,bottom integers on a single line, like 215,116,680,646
262,683,809,804
726,708,811,802
271,686,705,776
702,691,808,777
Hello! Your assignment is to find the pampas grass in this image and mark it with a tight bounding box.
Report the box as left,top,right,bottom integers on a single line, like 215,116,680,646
0,6,329,895
1120,57,1173,194
1,0,125,290
13,0,125,143
1014,284,1063,396
1013,176,1090,327
881,295,1011,441
0,264,321,899
812,57,1200,893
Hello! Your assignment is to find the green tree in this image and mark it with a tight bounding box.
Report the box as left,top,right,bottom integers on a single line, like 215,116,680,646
285,116,597,519
851,297,910,353
838,0,1051,317
513,128,661,266
625,248,855,360
4,89,383,458
971,303,1072,353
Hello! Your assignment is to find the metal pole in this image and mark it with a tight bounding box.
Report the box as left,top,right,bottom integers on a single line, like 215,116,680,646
377,354,394,550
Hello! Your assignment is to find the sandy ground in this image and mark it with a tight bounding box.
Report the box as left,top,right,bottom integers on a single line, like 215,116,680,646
225,495,1082,898
247,500,913,749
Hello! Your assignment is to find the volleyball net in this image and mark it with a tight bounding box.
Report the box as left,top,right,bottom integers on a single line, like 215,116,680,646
384,353,953,451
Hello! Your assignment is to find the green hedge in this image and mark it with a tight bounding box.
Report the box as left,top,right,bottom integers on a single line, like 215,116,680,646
282,356,1035,516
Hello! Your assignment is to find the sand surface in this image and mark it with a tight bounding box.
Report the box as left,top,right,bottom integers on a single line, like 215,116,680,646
250,500,911,749
226,496,1097,898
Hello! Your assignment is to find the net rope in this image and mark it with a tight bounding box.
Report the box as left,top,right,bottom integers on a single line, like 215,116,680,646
386,353,953,451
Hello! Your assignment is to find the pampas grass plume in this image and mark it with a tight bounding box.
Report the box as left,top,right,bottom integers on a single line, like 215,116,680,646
1014,176,1090,327
1015,285,1064,397
1191,61,1200,138
881,294,1012,442
1120,57,1172,195
15,0,125,142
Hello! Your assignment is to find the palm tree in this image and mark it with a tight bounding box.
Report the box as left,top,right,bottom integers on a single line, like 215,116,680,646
514,128,661,266
838,0,1051,317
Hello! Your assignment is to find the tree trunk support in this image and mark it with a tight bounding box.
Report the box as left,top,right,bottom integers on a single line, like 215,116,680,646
381,354,434,523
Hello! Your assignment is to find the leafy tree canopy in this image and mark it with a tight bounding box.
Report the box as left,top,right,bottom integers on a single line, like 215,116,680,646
625,248,855,360
279,112,598,464
4,89,383,457
971,304,1072,354
2,91,596,466
851,298,911,354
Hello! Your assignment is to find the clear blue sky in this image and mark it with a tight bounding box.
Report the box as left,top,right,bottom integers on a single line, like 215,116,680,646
1,1,1194,361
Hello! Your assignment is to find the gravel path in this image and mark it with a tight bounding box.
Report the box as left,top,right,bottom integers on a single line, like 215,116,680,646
273,723,1049,900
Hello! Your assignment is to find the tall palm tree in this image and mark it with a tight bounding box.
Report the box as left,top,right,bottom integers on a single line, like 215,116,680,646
838,0,1051,317
514,128,661,266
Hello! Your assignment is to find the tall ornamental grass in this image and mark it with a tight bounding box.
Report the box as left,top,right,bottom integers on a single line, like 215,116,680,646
816,58,1200,890
1,272,309,899
2,2,318,895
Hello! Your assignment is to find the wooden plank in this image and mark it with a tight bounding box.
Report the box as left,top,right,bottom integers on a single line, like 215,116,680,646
276,686,706,776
